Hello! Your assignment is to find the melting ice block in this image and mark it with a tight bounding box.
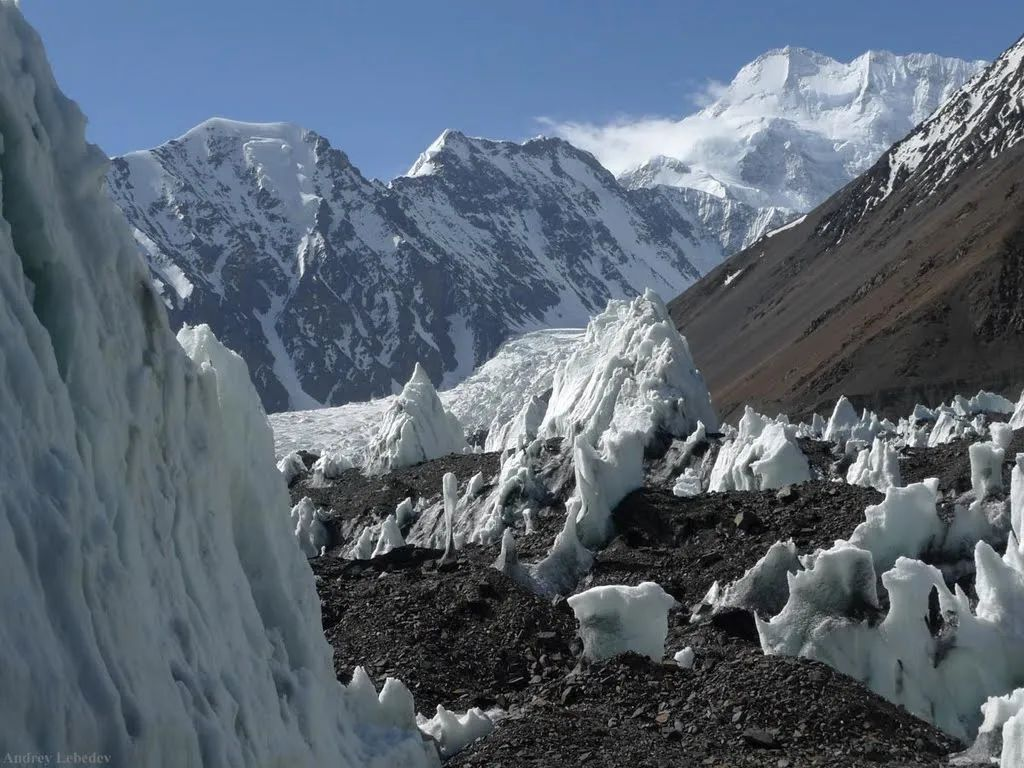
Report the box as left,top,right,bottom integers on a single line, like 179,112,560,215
567,581,677,661
709,411,810,491
417,706,495,758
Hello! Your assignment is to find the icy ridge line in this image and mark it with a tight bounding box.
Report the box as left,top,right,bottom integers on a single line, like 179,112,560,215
107,117,767,413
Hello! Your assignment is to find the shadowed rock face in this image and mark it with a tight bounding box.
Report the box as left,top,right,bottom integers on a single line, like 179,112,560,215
670,37,1024,422
109,122,773,413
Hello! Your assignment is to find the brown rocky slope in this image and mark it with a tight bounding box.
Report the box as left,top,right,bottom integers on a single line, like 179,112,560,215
669,36,1024,422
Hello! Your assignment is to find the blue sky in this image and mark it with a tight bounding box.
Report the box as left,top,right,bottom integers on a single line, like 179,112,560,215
22,0,1024,180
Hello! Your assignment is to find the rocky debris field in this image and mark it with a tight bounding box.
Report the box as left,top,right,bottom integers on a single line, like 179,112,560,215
900,429,1024,494
290,431,1021,766
313,547,577,713
312,536,959,767
449,632,958,768
597,482,883,605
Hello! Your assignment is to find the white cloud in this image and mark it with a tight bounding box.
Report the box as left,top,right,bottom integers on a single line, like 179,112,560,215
535,113,698,176
689,79,728,108
535,77,733,177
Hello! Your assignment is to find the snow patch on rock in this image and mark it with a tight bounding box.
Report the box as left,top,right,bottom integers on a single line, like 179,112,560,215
673,647,696,669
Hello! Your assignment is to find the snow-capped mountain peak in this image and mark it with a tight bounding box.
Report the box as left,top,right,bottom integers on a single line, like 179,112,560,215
818,35,1024,243
670,33,1024,423
111,120,772,413
705,46,985,131
576,48,987,211
405,128,473,177
109,46,984,415
406,129,616,189
173,116,311,146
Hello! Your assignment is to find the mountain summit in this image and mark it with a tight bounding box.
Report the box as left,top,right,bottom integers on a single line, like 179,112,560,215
109,122,767,412
669,36,1024,418
610,48,985,211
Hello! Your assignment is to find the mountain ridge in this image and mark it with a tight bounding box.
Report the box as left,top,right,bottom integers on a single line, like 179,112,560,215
559,48,987,211
668,35,1024,420
110,120,774,412
108,45,986,414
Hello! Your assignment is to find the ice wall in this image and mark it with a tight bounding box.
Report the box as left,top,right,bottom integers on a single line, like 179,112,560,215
540,289,718,445
0,6,435,765
708,408,810,491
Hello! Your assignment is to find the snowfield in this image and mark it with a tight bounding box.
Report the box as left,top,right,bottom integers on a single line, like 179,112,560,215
270,327,583,460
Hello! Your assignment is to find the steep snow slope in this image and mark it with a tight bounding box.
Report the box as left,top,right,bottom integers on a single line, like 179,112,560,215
669,35,1024,420
619,157,799,253
0,5,434,765
270,328,582,460
650,184,795,256
109,122,734,413
567,47,984,212
825,36,1024,242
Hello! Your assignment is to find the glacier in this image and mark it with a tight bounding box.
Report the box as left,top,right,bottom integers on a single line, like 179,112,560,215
270,327,582,461
0,4,436,765
263,261,1024,766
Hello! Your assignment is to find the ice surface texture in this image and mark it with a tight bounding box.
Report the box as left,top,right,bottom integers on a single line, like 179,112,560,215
568,582,677,661
0,6,435,765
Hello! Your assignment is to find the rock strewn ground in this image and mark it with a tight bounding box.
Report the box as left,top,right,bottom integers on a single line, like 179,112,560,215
313,547,578,713
451,629,959,768
302,436,1016,764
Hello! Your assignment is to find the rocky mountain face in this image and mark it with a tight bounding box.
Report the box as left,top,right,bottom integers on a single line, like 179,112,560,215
107,46,985,416
669,36,1024,420
650,185,793,258
614,47,986,212
109,122,774,412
